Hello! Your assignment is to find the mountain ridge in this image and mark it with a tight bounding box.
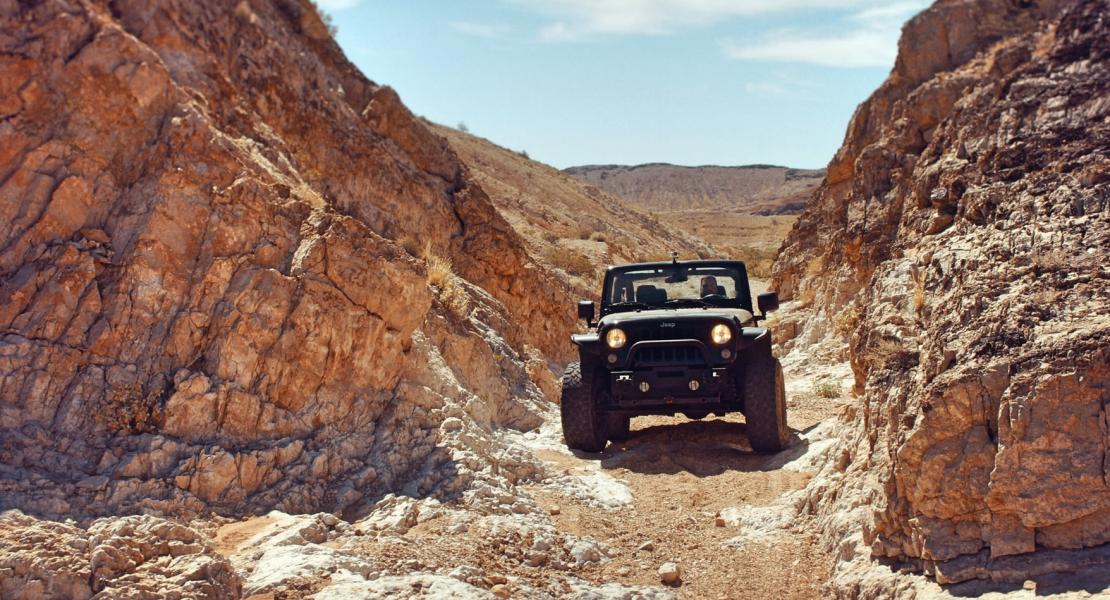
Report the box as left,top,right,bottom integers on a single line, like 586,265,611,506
563,162,824,217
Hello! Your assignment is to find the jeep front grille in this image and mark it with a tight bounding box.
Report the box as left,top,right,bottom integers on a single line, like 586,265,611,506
632,345,703,367
632,325,702,342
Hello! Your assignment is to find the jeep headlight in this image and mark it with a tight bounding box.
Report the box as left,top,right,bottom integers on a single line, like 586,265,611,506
605,328,627,349
710,323,732,345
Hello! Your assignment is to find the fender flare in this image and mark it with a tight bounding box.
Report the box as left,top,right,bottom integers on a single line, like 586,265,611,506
738,327,774,358
571,333,602,366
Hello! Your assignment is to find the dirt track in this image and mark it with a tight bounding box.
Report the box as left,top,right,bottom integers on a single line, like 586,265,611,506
523,363,847,599
213,359,850,599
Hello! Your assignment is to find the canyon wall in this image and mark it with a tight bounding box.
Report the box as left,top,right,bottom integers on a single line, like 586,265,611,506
773,0,1109,588
0,0,575,519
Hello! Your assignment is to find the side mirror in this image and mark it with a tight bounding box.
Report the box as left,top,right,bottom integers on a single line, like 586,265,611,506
577,300,595,324
757,292,779,315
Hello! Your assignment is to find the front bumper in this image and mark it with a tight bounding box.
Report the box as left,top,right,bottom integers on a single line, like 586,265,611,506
609,366,731,408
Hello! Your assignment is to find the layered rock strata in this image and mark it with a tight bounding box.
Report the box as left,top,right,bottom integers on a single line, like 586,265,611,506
773,0,1110,588
0,0,573,520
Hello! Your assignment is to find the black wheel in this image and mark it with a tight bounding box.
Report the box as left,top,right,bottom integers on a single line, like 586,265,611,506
683,411,709,420
605,412,631,441
560,362,608,452
743,357,789,453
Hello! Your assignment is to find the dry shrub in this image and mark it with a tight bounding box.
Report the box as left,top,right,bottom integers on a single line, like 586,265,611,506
834,302,862,336
425,253,453,288
589,230,608,243
545,246,594,277
870,336,916,366
422,246,470,318
439,277,470,317
606,234,631,258
573,224,594,240
813,379,842,399
542,231,560,244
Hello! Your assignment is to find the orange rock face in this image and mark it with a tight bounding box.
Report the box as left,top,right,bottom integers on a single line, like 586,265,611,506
0,0,573,518
775,0,1110,585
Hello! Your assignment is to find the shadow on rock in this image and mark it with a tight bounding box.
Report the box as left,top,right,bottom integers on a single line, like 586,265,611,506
940,547,1110,598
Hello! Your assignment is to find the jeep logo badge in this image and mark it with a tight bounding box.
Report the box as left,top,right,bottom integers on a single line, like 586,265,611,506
660,322,676,328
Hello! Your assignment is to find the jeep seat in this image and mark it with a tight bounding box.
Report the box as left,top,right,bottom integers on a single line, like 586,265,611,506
636,285,667,304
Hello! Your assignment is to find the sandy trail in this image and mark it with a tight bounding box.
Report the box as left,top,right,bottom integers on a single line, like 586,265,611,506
208,281,858,598
520,357,849,599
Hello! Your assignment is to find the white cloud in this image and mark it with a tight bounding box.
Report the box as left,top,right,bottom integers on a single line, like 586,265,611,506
742,76,817,96
511,0,929,68
720,1,926,68
849,1,929,24
512,0,907,38
315,0,361,10
451,21,514,39
538,21,576,42
722,29,895,68
743,81,790,95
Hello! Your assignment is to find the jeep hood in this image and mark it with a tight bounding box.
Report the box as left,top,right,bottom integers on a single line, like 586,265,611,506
598,307,754,327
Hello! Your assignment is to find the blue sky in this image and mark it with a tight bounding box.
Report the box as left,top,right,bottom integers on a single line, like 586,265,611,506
320,0,930,169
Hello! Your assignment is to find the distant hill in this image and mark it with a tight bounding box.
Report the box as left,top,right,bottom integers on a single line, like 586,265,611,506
562,162,824,276
430,125,713,293
563,163,824,215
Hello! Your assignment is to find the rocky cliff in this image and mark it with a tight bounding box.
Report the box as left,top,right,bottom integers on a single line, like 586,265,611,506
0,0,578,521
773,0,1109,590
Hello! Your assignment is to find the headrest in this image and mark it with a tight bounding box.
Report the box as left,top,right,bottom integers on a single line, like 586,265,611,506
636,285,667,304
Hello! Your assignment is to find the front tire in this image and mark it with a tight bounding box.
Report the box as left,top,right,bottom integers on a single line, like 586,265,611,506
560,362,608,452
743,357,789,453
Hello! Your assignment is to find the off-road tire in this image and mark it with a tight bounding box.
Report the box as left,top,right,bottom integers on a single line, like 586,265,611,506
743,357,789,453
560,362,608,452
605,413,631,441
683,411,709,420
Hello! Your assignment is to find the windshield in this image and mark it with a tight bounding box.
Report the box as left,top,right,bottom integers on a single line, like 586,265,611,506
602,264,752,312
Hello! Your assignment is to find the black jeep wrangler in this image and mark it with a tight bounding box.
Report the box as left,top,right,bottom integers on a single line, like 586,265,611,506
560,257,788,453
